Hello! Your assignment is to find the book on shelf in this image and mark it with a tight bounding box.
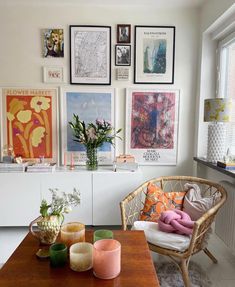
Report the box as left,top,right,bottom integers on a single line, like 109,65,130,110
217,161,235,169
26,162,56,172
0,162,28,172
113,162,138,172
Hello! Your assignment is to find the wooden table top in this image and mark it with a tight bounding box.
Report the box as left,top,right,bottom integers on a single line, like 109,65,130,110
0,230,159,287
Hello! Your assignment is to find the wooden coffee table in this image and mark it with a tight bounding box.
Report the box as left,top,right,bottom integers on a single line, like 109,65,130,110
0,230,159,287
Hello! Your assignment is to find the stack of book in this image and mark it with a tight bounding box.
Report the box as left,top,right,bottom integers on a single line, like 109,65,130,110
113,155,138,172
217,161,235,170
0,163,28,172
27,163,56,173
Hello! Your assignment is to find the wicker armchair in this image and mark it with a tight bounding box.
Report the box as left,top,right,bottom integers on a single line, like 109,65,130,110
120,176,227,287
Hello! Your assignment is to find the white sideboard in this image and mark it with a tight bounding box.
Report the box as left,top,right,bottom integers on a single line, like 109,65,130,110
0,168,143,226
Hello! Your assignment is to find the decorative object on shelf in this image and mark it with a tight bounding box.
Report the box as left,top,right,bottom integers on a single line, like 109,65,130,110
117,24,131,43
60,87,116,166
134,26,175,84
125,88,179,165
1,87,58,163
43,66,65,83
116,67,129,81
2,144,14,163
93,239,121,279
69,114,121,170
115,45,131,66
43,29,64,58
70,242,93,272
204,98,232,163
29,188,80,245
60,222,85,248
70,25,111,85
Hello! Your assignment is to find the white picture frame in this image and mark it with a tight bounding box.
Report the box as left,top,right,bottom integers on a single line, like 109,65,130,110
43,66,65,83
60,87,116,166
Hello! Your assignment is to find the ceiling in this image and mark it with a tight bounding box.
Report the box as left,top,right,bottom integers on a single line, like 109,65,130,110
0,0,208,8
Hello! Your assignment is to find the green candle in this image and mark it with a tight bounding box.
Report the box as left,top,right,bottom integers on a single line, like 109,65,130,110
49,243,67,267
93,229,113,243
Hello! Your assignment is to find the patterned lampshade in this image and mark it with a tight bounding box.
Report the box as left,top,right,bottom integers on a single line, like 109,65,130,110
204,98,232,122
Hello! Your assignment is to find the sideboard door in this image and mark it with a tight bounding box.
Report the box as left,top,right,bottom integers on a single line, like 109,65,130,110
0,173,41,226
40,171,93,225
92,170,143,225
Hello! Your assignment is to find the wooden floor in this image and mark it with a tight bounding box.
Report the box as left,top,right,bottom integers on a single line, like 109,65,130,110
0,227,235,286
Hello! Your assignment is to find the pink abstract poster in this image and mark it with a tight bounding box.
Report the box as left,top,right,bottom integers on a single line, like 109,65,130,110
126,89,179,165
131,92,175,149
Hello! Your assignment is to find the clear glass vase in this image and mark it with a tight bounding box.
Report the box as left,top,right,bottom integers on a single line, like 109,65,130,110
86,146,98,170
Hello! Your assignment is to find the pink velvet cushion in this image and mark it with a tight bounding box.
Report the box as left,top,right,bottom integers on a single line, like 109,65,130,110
158,209,194,235
183,183,219,221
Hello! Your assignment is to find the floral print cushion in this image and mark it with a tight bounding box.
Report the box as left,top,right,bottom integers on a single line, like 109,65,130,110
140,182,186,222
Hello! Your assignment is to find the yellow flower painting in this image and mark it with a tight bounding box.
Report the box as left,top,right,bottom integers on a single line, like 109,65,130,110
3,88,57,160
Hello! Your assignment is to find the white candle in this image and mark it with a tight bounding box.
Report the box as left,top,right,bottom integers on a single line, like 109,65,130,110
70,242,93,272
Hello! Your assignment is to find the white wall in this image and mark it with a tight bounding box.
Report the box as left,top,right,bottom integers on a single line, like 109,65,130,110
195,0,235,182
0,1,200,180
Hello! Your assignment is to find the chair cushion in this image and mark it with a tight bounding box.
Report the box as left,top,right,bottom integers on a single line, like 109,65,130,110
140,182,186,222
183,183,219,221
132,221,190,252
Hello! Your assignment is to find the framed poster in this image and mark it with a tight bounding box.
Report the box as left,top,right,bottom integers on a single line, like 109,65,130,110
134,26,175,84
117,24,131,43
70,25,111,85
125,88,179,165
115,45,131,66
60,87,115,165
1,88,58,162
43,29,64,58
43,66,65,83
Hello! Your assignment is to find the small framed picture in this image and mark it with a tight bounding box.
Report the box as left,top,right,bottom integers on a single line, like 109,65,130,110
115,45,131,66
43,29,64,58
43,66,65,83
117,24,131,43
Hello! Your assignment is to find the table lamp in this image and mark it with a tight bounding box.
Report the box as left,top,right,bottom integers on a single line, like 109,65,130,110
204,98,232,163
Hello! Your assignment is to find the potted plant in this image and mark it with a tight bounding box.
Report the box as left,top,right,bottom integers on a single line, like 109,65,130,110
69,115,122,170
29,188,80,245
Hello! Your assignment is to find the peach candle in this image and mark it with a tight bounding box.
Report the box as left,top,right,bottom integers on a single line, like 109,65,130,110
60,222,85,248
70,242,93,272
93,239,121,280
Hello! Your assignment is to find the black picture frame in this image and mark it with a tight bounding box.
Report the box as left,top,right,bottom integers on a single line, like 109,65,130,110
70,25,111,85
134,25,175,84
117,24,131,44
115,44,131,66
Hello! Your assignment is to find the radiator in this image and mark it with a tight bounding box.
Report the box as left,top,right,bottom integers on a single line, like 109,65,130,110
215,180,235,251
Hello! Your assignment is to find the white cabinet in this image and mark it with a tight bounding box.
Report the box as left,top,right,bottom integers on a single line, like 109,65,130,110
40,172,92,225
0,169,142,226
0,173,41,226
92,170,143,225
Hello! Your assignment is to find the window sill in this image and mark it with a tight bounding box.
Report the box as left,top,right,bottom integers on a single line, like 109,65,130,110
193,157,235,179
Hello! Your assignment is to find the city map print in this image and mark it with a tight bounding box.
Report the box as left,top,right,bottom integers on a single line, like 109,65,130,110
74,31,107,79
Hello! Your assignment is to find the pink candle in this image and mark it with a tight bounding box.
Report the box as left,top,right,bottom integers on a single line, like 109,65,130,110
93,239,121,280
64,152,67,167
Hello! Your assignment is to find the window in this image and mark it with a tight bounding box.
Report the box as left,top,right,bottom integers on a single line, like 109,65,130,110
218,32,235,155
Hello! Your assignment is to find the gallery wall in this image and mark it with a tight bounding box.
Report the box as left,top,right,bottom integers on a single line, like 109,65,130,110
0,0,200,180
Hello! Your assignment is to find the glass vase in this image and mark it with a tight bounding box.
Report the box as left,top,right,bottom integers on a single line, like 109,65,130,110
86,146,98,170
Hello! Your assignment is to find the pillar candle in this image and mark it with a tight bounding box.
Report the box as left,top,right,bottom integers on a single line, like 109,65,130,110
70,242,93,272
93,239,121,279
60,222,85,248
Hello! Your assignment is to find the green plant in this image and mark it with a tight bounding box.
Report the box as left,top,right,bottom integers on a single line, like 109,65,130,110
69,114,122,148
40,188,81,218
